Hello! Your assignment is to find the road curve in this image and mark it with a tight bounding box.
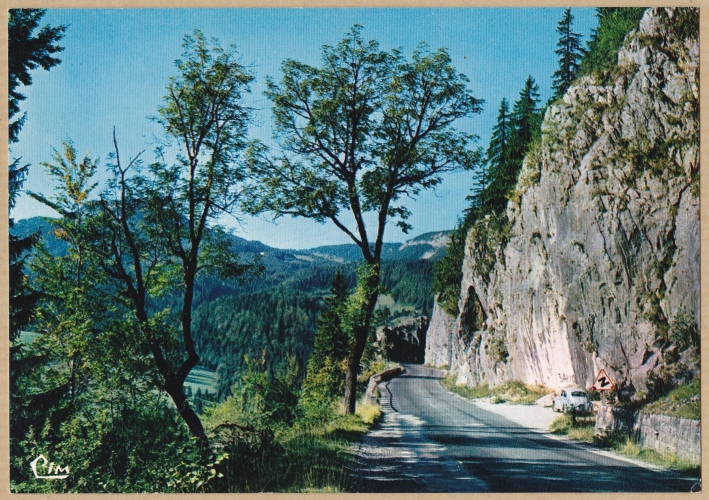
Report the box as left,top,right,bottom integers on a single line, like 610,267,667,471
353,364,698,493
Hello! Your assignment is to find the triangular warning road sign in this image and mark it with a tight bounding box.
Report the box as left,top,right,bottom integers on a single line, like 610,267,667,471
592,369,616,391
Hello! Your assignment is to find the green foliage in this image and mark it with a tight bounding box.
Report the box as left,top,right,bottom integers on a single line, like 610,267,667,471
509,76,542,161
433,78,539,310
468,212,512,279
246,25,482,243
12,143,173,492
487,332,509,364
193,287,321,397
299,272,351,420
664,305,700,351
9,14,66,473
551,9,584,100
201,353,379,492
432,224,469,316
205,354,302,432
8,9,67,144
641,377,700,420
479,98,514,212
13,399,204,493
578,8,646,78
246,25,483,412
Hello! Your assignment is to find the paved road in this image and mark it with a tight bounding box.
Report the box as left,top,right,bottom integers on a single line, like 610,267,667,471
353,365,699,493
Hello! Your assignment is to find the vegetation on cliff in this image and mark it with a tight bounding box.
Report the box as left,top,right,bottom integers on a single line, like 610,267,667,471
430,8,699,411
433,8,649,315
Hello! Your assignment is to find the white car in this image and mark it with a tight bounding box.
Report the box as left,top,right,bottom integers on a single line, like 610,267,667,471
552,388,592,414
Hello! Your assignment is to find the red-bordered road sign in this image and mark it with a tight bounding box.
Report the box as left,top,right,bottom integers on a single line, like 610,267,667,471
591,369,616,391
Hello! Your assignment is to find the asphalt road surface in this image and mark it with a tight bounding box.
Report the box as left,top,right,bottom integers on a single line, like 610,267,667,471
353,364,699,493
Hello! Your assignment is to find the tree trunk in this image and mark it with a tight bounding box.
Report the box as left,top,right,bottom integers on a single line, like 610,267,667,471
343,330,368,414
165,380,208,443
343,282,380,415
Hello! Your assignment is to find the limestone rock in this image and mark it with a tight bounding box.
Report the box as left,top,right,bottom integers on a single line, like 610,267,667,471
426,8,699,395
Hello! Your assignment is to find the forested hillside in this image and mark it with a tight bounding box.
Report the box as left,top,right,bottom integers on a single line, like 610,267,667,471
14,215,442,397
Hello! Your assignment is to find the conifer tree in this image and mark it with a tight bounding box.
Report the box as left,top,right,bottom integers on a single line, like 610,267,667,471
308,270,350,371
479,98,513,212
9,9,66,344
434,78,540,313
299,271,351,418
510,76,541,164
9,10,66,483
552,9,584,99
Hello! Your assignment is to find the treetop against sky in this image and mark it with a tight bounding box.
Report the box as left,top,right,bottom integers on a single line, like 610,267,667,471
11,8,596,249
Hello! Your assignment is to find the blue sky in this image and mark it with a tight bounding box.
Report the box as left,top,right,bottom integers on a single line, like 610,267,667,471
11,8,598,249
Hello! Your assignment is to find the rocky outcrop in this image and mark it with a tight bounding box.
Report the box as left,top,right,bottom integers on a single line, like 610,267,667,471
424,302,456,368
427,9,699,394
380,317,428,363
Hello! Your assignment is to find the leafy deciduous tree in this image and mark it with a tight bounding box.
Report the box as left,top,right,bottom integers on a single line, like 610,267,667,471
91,31,258,441
245,25,483,413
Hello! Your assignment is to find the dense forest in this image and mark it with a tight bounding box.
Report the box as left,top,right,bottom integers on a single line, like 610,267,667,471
8,8,652,492
13,215,440,399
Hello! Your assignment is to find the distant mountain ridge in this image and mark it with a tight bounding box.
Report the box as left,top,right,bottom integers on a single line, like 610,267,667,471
13,216,450,263
294,231,450,263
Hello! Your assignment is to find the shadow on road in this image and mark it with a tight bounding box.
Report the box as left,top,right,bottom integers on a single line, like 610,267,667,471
351,364,698,493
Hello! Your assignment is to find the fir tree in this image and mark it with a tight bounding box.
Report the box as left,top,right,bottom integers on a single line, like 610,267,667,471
479,98,513,212
9,10,66,483
510,76,541,164
9,9,66,344
309,270,350,371
434,79,540,313
299,271,351,419
552,9,584,100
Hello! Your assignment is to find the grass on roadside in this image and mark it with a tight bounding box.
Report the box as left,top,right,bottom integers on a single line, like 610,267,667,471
600,433,701,475
551,414,700,475
641,377,700,420
441,375,551,405
278,400,382,492
549,413,595,442
355,402,382,424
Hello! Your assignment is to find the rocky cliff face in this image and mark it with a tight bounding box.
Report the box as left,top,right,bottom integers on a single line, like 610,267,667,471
379,317,429,363
425,8,699,396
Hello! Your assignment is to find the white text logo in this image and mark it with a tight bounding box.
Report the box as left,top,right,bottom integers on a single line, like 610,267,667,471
30,455,70,480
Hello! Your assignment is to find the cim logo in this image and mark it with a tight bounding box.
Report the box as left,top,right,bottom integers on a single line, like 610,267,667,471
30,454,70,480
